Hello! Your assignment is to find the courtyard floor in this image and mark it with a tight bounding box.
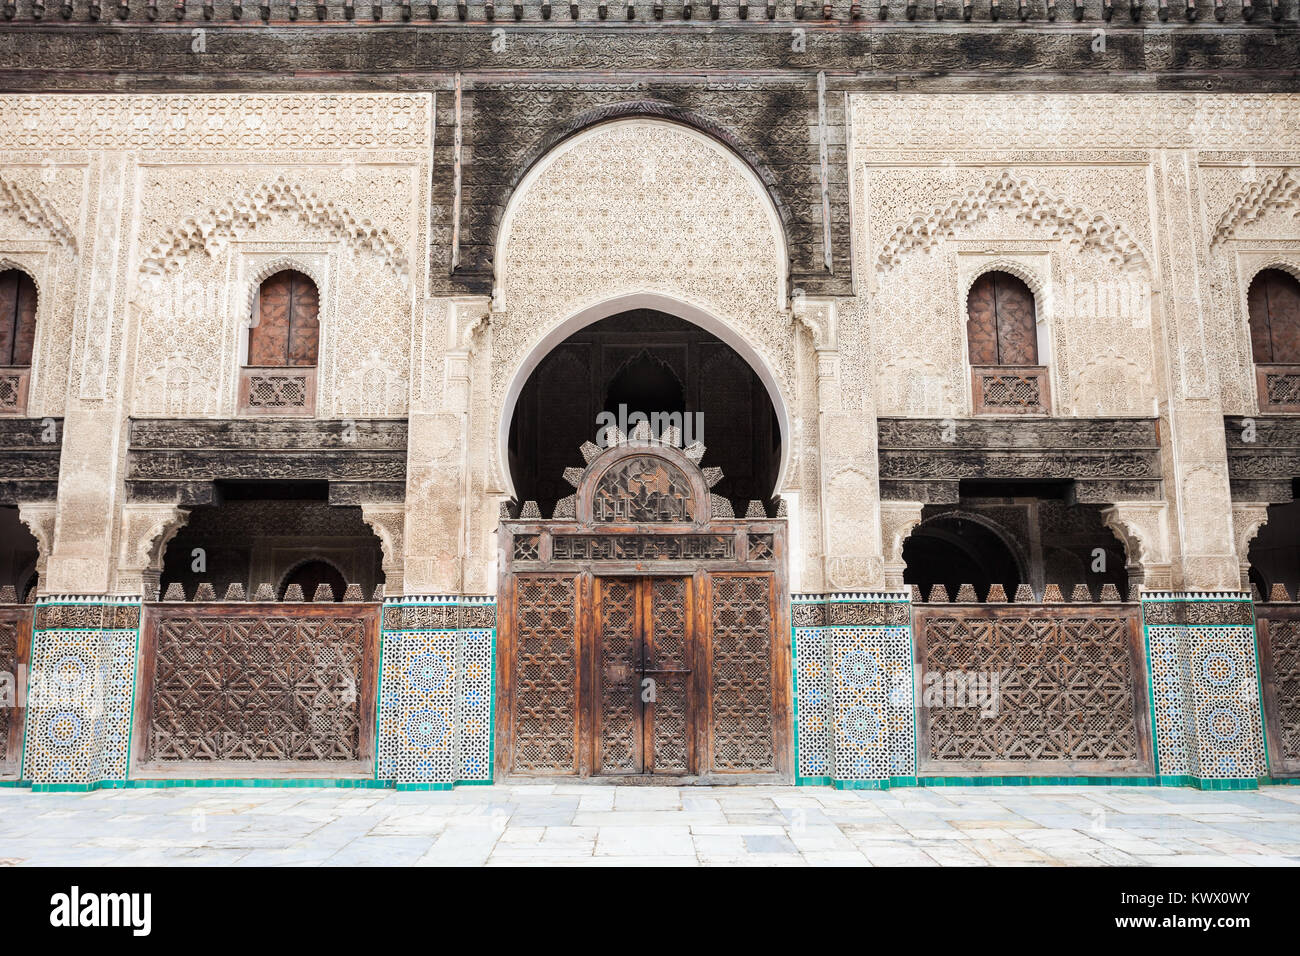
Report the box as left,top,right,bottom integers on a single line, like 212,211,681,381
2,783,1300,866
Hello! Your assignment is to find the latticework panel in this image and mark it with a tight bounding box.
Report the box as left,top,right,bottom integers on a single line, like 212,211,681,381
597,579,637,774
148,614,368,761
0,616,17,767
649,578,689,773
512,575,578,774
244,369,311,408
918,609,1148,772
972,366,1049,414
1263,617,1300,772
710,575,774,772
1261,366,1300,411
0,368,28,414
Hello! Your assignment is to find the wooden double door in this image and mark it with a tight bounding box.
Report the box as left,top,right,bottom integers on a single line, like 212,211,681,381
499,568,788,782
594,576,697,776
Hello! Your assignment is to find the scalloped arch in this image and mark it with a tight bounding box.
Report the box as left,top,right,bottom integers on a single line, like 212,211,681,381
876,172,1148,272
243,257,327,320
139,176,408,282
0,177,77,252
1211,168,1300,247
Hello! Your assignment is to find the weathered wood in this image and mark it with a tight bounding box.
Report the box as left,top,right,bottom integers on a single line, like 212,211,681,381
1257,602,1300,777
132,600,381,776
913,602,1154,775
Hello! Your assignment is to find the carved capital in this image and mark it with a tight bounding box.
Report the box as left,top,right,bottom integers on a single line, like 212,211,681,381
16,500,57,584
449,295,493,352
116,502,191,596
880,500,925,587
1231,501,1271,589
792,295,838,351
1101,501,1172,593
361,502,407,595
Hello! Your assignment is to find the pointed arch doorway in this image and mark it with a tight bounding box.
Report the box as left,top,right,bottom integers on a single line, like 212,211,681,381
496,310,792,783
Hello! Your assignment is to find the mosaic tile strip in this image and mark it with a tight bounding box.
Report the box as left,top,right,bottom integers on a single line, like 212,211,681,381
1142,593,1265,782
830,625,915,780
792,593,915,784
375,595,496,785
22,597,141,785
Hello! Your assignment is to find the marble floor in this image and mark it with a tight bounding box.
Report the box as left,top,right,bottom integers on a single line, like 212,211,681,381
2,783,1300,866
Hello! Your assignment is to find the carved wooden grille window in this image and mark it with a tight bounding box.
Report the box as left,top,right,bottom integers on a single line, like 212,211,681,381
710,574,775,772
915,608,1150,773
145,611,371,762
0,270,36,416
249,270,319,367
511,574,578,773
967,271,1038,366
1249,269,1300,412
967,271,1048,414
1248,269,1300,365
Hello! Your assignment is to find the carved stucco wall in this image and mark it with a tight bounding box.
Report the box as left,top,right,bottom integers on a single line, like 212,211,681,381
0,93,432,594
848,93,1300,590
436,116,818,596
4,93,1299,597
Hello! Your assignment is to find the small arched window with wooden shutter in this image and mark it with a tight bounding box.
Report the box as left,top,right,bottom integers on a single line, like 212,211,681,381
1249,268,1300,412
0,269,38,415
966,271,1049,414
239,269,320,416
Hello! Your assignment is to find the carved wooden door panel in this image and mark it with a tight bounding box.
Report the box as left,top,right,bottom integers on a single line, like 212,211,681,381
593,576,695,776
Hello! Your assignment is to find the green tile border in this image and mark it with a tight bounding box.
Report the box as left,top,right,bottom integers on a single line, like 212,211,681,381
26,775,502,793
828,774,1263,791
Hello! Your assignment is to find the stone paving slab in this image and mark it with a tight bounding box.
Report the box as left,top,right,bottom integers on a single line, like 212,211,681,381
1,785,1299,866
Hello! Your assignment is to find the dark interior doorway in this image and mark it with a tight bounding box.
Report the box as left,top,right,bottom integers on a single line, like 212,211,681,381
507,310,782,517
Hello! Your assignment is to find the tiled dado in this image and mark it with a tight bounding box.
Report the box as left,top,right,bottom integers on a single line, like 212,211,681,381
22,596,142,790
1141,592,1266,788
375,595,496,788
791,592,915,787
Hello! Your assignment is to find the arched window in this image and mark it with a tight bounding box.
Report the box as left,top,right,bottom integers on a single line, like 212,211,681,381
248,270,319,367
966,271,1048,414
1248,269,1300,364
0,269,37,415
966,271,1038,366
1249,269,1300,413
239,270,319,416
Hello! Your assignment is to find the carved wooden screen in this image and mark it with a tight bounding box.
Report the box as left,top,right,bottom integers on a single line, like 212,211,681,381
966,271,1038,366
0,604,32,776
249,270,320,367
0,269,37,367
508,573,579,774
1257,604,1300,777
1248,268,1300,364
136,602,379,770
914,604,1153,774
498,444,791,781
710,573,776,773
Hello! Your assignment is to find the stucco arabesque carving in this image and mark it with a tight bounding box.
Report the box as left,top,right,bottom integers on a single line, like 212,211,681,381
1210,168,1300,248
0,175,77,252
874,172,1148,272
16,501,57,583
117,502,192,591
360,502,406,592
1100,502,1171,577
138,176,409,285
1230,502,1271,583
